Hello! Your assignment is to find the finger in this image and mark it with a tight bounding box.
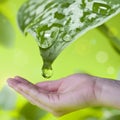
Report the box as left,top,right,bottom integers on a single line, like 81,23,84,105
12,77,49,93
15,76,61,92
14,76,32,84
7,78,53,108
8,78,39,96
35,79,63,92
8,78,53,112
7,78,38,104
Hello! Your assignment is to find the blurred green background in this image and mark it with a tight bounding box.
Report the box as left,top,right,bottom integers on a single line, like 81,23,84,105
0,0,120,120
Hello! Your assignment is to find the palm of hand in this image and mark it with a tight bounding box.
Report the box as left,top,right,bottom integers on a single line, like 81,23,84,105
7,74,96,116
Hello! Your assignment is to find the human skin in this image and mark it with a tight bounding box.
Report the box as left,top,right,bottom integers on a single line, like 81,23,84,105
7,74,120,117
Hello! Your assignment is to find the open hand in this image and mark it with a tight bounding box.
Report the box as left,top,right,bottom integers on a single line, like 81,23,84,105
7,74,98,116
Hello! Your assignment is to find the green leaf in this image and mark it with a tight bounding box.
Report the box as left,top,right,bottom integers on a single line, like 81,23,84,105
17,0,120,78
107,115,120,120
0,13,15,47
0,0,7,3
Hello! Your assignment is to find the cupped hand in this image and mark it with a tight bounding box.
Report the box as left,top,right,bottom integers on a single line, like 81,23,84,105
7,74,98,117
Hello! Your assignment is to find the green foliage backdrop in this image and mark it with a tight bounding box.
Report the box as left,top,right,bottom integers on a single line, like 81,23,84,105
0,0,120,120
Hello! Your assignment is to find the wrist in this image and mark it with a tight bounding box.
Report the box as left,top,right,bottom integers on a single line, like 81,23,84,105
94,76,120,109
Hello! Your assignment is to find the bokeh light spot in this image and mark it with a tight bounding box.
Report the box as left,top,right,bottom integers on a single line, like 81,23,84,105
107,66,115,74
96,51,108,63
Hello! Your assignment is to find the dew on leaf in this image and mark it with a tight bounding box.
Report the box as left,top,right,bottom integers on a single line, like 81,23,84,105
38,26,59,49
63,34,72,42
17,0,120,78
93,2,111,15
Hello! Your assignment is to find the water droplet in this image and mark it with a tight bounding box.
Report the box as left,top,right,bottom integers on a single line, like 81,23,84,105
93,2,111,15
42,65,53,79
63,34,71,42
42,67,53,78
38,26,59,49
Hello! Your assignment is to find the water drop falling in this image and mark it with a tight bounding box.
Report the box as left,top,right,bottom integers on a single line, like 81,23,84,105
39,46,54,79
42,66,53,79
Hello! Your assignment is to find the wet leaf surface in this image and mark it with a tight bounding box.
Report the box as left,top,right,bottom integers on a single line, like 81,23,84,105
17,0,120,78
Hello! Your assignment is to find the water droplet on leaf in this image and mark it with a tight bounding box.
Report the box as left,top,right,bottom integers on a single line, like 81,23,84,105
93,2,111,15
63,34,71,42
18,0,120,78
